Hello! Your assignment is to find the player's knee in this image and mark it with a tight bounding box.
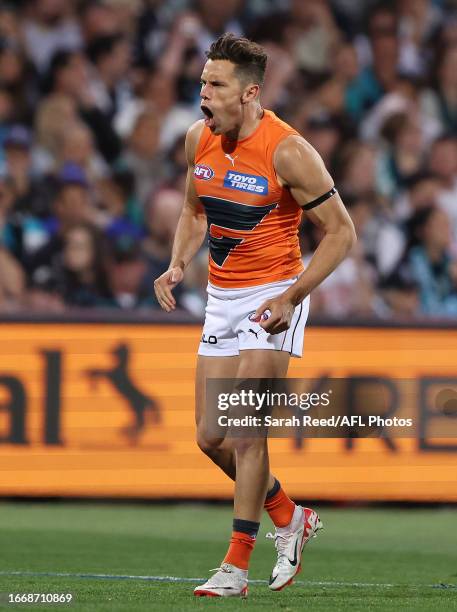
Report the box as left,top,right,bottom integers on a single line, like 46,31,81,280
196,430,222,456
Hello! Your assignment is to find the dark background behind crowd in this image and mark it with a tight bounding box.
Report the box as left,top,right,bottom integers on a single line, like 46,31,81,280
0,0,456,320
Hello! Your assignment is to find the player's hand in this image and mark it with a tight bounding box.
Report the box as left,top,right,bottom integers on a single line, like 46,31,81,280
252,297,295,335
153,267,184,312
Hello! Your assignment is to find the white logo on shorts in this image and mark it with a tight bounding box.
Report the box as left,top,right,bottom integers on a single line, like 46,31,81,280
248,311,270,322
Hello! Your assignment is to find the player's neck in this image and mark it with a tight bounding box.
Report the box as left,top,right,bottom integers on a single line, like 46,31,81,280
225,104,264,142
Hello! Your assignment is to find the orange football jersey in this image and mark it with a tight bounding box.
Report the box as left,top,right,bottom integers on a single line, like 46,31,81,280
194,109,304,288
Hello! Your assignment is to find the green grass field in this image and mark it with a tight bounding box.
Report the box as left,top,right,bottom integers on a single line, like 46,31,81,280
0,502,456,611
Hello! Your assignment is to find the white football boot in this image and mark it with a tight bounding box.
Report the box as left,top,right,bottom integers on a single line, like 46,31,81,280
194,563,248,597
267,505,323,591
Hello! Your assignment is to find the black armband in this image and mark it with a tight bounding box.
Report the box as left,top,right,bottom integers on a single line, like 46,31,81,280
302,186,337,210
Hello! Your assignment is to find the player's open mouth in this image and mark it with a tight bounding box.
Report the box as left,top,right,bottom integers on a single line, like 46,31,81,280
201,105,215,129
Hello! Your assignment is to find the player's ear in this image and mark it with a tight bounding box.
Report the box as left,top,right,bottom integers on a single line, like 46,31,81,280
241,83,259,104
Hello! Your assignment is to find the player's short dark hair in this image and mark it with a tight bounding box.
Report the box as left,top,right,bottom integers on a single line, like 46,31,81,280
206,33,267,87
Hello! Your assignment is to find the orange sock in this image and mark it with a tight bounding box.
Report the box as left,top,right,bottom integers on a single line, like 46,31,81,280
264,479,295,527
223,531,256,570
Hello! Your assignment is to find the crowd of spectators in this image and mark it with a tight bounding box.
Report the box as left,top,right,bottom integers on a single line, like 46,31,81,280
0,0,456,320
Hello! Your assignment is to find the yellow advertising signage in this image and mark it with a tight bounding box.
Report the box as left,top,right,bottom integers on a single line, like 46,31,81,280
0,324,456,501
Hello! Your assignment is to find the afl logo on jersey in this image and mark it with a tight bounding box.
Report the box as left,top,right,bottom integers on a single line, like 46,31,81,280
194,164,214,180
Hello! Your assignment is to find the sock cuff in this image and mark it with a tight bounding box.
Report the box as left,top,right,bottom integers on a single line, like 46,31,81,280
265,478,281,500
233,518,260,538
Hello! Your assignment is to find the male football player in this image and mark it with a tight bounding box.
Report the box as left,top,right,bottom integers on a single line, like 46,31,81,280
154,33,356,597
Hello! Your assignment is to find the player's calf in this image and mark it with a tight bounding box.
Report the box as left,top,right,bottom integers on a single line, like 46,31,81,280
196,429,237,480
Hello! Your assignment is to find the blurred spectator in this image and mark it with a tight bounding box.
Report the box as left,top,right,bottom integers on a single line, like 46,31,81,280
24,165,94,290
0,244,25,311
300,114,343,171
0,172,25,310
42,49,89,99
288,0,341,78
0,86,14,134
337,141,378,196
377,112,425,197
78,0,121,44
58,121,109,182
102,0,143,38
393,171,444,221
5,125,32,201
162,133,187,186
42,48,123,166
142,187,183,281
85,32,132,161
360,75,441,146
55,222,110,307
105,237,149,309
356,1,442,77
427,134,457,249
4,124,54,218
347,31,399,122
95,167,143,230
80,0,142,44
86,32,132,118
34,93,79,171
379,268,420,317
392,206,457,316
359,191,405,278
397,0,443,76
0,44,36,124
355,3,399,70
423,44,457,134
120,107,163,204
191,0,245,59
0,172,19,254
317,42,359,119
134,0,191,68
305,193,378,318
0,5,21,45
21,0,82,73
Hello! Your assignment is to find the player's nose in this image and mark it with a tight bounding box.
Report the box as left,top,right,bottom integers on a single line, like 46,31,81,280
200,83,210,100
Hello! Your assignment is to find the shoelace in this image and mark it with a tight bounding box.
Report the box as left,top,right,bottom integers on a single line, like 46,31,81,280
206,564,246,588
210,567,231,573
266,531,291,568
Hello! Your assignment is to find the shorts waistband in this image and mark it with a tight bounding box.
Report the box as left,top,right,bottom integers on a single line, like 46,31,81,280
207,276,299,299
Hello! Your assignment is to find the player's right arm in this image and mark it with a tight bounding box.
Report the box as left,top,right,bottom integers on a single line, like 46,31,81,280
153,120,207,312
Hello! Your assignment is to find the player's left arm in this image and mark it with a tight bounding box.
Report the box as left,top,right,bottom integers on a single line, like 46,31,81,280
254,135,356,334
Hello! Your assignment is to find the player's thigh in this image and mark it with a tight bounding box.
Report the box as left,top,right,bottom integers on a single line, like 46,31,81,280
195,355,240,428
236,349,290,378
221,350,290,454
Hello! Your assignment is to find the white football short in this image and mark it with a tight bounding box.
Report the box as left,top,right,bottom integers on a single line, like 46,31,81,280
198,276,310,358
